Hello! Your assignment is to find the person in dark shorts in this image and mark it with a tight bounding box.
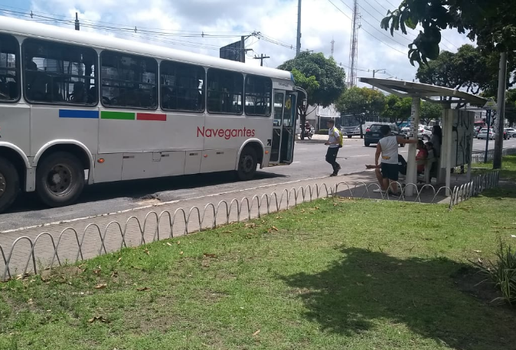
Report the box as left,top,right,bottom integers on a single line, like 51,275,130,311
324,120,341,176
366,125,417,194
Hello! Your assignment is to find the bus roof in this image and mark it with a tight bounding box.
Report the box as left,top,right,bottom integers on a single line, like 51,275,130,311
0,15,294,82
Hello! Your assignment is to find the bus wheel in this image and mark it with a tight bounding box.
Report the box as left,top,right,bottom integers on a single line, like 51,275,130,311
237,147,257,181
36,152,85,207
0,157,20,213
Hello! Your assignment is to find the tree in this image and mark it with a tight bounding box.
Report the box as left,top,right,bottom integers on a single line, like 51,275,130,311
381,94,412,126
278,52,346,138
503,89,516,126
381,0,516,65
416,45,515,98
420,101,443,125
336,87,385,136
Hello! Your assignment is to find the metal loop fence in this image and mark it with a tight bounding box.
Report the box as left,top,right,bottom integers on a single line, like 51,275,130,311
0,171,499,281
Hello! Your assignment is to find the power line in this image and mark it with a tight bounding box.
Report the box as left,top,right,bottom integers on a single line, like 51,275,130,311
0,7,303,55
359,0,459,50
336,0,411,49
327,0,406,55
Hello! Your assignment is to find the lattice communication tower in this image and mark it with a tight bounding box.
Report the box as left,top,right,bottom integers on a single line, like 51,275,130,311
348,0,360,87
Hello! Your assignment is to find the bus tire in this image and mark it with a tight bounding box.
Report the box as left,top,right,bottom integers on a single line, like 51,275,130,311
36,152,85,207
237,147,257,181
0,157,20,213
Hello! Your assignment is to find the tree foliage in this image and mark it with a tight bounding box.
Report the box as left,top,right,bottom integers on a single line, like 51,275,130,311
381,0,516,65
416,45,515,97
381,94,412,125
505,89,516,125
336,87,385,128
279,52,346,107
278,52,346,137
420,101,443,124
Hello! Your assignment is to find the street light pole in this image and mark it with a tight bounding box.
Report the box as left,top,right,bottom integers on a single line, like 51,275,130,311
372,69,386,78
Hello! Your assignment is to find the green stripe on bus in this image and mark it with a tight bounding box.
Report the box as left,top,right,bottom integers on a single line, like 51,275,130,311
101,111,135,120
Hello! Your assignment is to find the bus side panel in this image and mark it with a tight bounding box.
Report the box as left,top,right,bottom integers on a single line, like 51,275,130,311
202,116,273,171
30,106,99,162
98,112,205,179
0,104,31,156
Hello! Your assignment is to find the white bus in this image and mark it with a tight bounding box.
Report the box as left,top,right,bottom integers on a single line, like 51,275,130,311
0,16,305,213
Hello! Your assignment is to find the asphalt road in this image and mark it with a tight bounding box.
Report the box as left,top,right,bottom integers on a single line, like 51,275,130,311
0,137,514,232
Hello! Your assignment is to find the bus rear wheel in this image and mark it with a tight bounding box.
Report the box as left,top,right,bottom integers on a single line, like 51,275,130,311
36,152,85,207
0,157,20,213
237,147,257,181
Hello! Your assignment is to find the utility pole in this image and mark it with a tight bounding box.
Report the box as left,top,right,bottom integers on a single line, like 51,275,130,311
330,38,335,58
74,12,80,31
253,54,270,66
493,52,508,169
296,0,302,56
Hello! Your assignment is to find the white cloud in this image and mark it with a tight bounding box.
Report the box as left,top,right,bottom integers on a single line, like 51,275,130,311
16,0,475,85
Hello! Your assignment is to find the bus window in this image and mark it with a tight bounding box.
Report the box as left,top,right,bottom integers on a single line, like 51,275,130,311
22,38,97,105
161,61,205,112
245,75,271,117
273,92,284,126
207,68,243,115
101,51,157,110
0,34,20,103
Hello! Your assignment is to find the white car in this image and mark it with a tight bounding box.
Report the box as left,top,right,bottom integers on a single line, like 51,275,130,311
477,128,496,140
504,128,516,139
402,124,433,140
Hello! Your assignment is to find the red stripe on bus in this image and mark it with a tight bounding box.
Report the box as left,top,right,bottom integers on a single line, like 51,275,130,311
137,113,167,121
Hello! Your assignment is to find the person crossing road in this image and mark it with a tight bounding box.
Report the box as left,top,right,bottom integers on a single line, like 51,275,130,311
324,120,342,176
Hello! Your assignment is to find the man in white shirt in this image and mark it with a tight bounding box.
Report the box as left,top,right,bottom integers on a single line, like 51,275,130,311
367,125,416,194
324,120,341,176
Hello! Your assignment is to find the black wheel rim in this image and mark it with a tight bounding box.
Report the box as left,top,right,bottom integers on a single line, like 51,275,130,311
241,155,254,173
0,172,6,199
46,163,74,196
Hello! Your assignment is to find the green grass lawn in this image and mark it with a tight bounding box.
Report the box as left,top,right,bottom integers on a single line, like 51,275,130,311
473,154,516,181
1,187,516,349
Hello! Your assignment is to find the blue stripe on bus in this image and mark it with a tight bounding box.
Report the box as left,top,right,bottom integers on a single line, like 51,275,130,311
59,110,99,119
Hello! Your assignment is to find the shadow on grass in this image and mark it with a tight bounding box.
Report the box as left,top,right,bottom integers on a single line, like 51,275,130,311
282,248,516,350
479,182,516,199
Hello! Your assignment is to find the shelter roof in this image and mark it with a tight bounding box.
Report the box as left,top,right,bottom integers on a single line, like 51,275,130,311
359,78,486,107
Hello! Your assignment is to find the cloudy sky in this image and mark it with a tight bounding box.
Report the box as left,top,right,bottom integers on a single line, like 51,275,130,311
0,0,474,85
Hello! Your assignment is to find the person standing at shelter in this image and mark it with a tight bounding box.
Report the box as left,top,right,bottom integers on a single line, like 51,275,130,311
324,120,341,176
366,125,417,194
431,125,442,158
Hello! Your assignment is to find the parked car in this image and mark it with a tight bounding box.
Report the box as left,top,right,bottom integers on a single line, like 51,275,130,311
504,127,516,139
364,123,407,147
474,126,483,137
341,125,361,138
477,128,496,140
401,124,432,140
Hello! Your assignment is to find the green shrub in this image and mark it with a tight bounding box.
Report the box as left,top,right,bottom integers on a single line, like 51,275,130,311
475,241,516,305
316,129,328,135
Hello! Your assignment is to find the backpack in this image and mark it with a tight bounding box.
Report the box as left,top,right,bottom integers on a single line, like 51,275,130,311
332,127,343,148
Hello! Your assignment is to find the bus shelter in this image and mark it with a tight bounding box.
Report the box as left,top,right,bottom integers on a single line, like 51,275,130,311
359,78,487,196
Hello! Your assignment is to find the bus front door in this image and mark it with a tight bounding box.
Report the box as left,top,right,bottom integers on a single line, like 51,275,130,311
270,91,297,164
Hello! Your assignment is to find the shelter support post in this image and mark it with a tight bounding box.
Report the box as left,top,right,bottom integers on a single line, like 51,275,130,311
443,109,453,196
405,97,420,196
467,117,474,182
